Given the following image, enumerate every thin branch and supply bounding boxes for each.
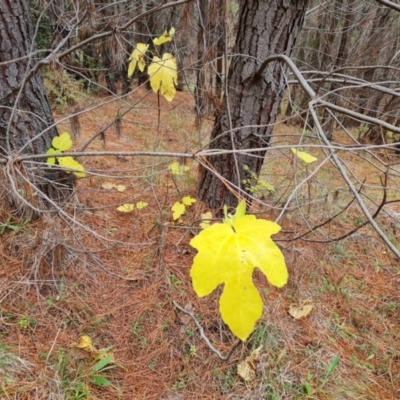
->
[309,101,400,258]
[172,301,241,361]
[375,0,400,12]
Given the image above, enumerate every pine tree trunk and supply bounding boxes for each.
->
[0,0,69,211]
[198,0,308,210]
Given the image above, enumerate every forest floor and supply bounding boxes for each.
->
[1,86,400,400]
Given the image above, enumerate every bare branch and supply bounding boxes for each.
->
[375,0,400,12]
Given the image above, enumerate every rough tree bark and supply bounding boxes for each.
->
[0,0,58,154]
[198,0,308,209]
[0,0,68,209]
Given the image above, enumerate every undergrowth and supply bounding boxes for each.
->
[1,88,400,399]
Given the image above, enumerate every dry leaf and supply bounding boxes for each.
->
[289,299,314,320]
[102,182,115,190]
[76,335,94,353]
[237,345,262,382]
[116,185,126,192]
[199,211,213,229]
[102,182,126,192]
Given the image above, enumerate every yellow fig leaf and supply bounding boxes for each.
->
[76,335,94,353]
[136,201,148,210]
[182,196,196,206]
[148,53,177,102]
[116,185,126,192]
[128,43,149,77]
[153,27,175,46]
[190,200,288,341]
[117,203,135,212]
[46,148,61,165]
[57,156,86,178]
[291,148,317,164]
[172,201,185,220]
[237,345,263,382]
[289,300,313,320]
[52,132,72,152]
[169,161,189,175]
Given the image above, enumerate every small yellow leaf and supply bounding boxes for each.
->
[153,28,175,46]
[52,132,72,152]
[102,182,115,190]
[199,211,213,229]
[101,182,126,192]
[57,156,86,178]
[172,201,185,220]
[128,43,149,77]
[136,201,148,210]
[182,196,196,206]
[148,53,177,102]
[169,161,189,175]
[46,148,61,165]
[76,335,94,353]
[237,345,262,382]
[117,203,135,212]
[291,148,317,164]
[289,300,314,320]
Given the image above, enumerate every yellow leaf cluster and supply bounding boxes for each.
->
[46,132,85,178]
[117,202,148,212]
[171,196,196,220]
[190,201,288,341]
[153,27,175,46]
[128,43,149,77]
[148,53,177,102]
[291,148,317,163]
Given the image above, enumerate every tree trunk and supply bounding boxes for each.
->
[198,0,308,210]
[0,0,68,211]
[195,0,211,116]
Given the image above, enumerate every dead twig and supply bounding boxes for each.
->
[172,300,241,361]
